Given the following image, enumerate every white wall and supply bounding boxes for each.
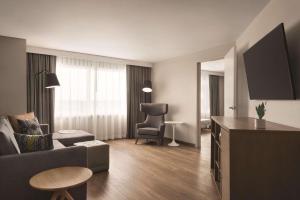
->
[152,44,232,146]
[236,0,300,128]
[0,36,27,115]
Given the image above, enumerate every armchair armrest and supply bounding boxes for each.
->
[0,146,87,200]
[40,124,49,134]
[136,122,148,129]
[159,123,166,136]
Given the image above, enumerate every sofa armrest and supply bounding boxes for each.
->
[40,124,49,134]
[0,146,87,200]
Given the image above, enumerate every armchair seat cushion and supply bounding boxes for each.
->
[138,127,160,136]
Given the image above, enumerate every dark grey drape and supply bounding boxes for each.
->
[209,75,220,116]
[126,65,151,138]
[27,53,56,133]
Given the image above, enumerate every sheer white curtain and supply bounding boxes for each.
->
[201,71,210,119]
[54,57,127,140]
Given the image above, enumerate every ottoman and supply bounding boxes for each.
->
[53,130,95,146]
[74,140,109,173]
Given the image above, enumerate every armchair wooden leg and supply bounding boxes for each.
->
[135,138,139,144]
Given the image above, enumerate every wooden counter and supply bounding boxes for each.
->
[210,116,300,200]
[211,116,300,133]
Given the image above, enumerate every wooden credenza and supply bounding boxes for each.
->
[210,116,300,200]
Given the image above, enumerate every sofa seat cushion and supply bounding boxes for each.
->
[0,116,20,155]
[14,133,54,153]
[138,127,159,136]
[52,140,65,150]
[53,130,95,146]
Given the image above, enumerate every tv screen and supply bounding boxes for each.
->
[243,23,295,100]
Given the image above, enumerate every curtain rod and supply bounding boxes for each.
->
[27,46,153,68]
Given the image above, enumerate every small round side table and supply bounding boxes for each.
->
[29,166,92,200]
[165,121,183,146]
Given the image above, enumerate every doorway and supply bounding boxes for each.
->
[201,59,225,126]
[196,59,225,149]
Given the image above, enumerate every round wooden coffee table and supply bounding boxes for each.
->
[29,166,92,200]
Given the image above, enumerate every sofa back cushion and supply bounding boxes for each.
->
[0,117,21,155]
[8,112,35,133]
[0,132,16,155]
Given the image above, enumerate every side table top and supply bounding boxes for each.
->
[58,130,88,134]
[165,121,183,124]
[29,166,92,191]
[74,140,107,147]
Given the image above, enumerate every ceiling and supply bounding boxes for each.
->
[0,0,269,63]
[201,59,224,72]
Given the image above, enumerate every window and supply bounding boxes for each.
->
[54,57,127,140]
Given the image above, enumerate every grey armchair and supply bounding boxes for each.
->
[135,103,168,145]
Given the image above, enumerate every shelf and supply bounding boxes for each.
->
[211,132,216,138]
[211,118,222,196]
[215,140,221,148]
[215,160,220,169]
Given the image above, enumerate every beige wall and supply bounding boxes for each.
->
[0,36,27,115]
[152,44,232,146]
[236,0,300,128]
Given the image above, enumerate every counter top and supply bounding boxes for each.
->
[211,116,300,133]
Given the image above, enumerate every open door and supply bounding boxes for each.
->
[224,47,237,117]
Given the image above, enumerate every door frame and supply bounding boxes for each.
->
[196,62,201,149]
[224,46,238,117]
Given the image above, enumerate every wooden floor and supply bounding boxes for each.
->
[87,131,219,200]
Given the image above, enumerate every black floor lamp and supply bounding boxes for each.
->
[33,70,60,112]
[142,80,152,93]
[142,80,152,103]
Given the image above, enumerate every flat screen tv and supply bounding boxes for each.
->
[243,23,295,100]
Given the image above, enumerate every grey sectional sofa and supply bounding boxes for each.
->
[0,118,95,200]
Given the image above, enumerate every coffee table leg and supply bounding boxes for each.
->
[51,191,61,200]
[51,190,74,200]
[63,190,74,200]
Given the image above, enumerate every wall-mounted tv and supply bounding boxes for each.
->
[243,23,295,100]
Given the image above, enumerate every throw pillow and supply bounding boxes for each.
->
[14,133,53,153]
[8,112,35,133]
[17,117,43,135]
[0,116,21,155]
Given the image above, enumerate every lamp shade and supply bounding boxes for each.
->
[142,80,152,93]
[45,73,60,88]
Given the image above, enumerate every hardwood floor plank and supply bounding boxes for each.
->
[88,132,219,200]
